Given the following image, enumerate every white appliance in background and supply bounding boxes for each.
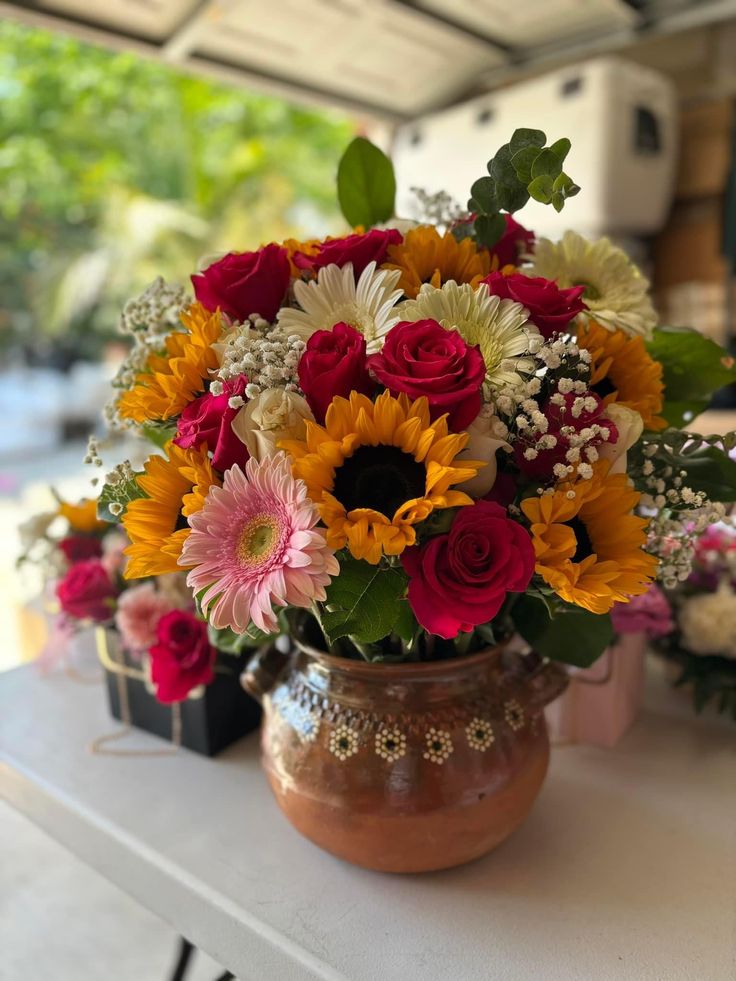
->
[392,57,678,240]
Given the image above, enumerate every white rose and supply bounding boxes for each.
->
[678,583,736,659]
[456,406,511,498]
[231,388,314,462]
[598,403,643,475]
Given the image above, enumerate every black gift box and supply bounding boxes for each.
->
[98,630,261,756]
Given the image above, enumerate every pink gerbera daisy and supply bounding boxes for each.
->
[179,452,338,634]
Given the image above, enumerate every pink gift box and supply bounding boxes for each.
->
[545,632,648,747]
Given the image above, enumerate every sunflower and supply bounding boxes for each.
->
[527,231,657,339]
[117,303,223,424]
[122,442,220,579]
[576,320,667,431]
[382,226,491,299]
[282,236,321,277]
[521,462,658,614]
[57,497,108,533]
[281,391,482,564]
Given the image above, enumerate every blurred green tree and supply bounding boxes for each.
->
[0,20,354,359]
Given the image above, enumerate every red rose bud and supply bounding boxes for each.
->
[58,534,103,564]
[514,391,618,480]
[298,322,375,423]
[174,375,248,472]
[192,243,290,322]
[402,501,535,639]
[56,559,117,623]
[367,319,485,431]
[488,214,535,269]
[482,271,585,339]
[148,609,216,703]
[294,229,403,279]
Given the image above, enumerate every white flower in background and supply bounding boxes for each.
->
[455,404,511,498]
[526,231,657,340]
[231,388,314,461]
[598,403,644,475]
[399,281,538,391]
[678,583,736,659]
[276,261,402,352]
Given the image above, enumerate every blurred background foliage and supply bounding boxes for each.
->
[0,20,354,363]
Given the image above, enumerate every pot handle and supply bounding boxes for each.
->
[505,648,569,712]
[241,644,292,704]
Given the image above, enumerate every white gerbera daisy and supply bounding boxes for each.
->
[276,261,402,352]
[527,231,657,340]
[398,281,539,390]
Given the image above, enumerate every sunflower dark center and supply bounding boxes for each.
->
[174,511,190,532]
[592,375,616,400]
[332,445,426,518]
[567,516,595,562]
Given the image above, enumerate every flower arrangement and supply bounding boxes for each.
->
[83,128,736,674]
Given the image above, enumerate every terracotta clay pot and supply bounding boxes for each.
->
[243,641,567,873]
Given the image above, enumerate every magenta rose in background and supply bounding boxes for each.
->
[489,215,535,268]
[367,319,485,430]
[174,374,249,472]
[58,534,103,564]
[192,243,290,322]
[482,271,585,339]
[294,229,402,278]
[611,585,674,638]
[402,501,535,639]
[56,559,117,622]
[298,322,374,422]
[148,609,216,703]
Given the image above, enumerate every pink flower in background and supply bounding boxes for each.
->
[101,531,129,578]
[56,559,117,623]
[58,534,103,564]
[115,583,176,658]
[180,452,338,634]
[488,214,535,268]
[611,584,674,638]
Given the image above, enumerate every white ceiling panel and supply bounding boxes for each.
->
[37,0,198,42]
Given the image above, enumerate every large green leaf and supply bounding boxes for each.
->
[322,559,407,644]
[679,446,736,501]
[512,594,613,668]
[337,137,395,229]
[647,326,736,405]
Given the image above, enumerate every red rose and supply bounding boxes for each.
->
[367,319,485,430]
[59,535,103,564]
[56,559,117,623]
[514,392,618,480]
[298,322,374,422]
[482,271,585,339]
[294,229,403,279]
[402,501,535,639]
[148,609,216,703]
[174,375,248,472]
[489,215,535,269]
[192,243,290,322]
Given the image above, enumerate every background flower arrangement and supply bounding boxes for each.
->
[56,128,736,677]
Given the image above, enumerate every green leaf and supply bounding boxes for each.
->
[646,326,736,405]
[565,183,581,198]
[510,146,540,184]
[496,183,530,213]
[97,472,146,522]
[489,144,517,186]
[548,137,571,165]
[528,174,554,204]
[531,147,563,180]
[509,128,546,153]
[141,422,176,449]
[337,137,396,228]
[474,212,507,247]
[469,176,498,213]
[393,600,418,642]
[660,399,709,428]
[207,623,276,654]
[679,446,736,501]
[551,192,565,213]
[512,594,613,668]
[322,559,407,644]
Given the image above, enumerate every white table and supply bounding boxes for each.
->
[1,662,734,981]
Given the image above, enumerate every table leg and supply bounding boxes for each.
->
[169,937,195,981]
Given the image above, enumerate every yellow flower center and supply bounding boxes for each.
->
[237,514,280,565]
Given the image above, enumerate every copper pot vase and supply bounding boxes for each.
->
[243,641,567,874]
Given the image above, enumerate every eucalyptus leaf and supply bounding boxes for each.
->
[528,174,554,204]
[510,146,540,184]
[496,183,530,213]
[509,127,546,153]
[469,176,498,213]
[548,137,571,165]
[531,147,563,180]
[489,144,517,186]
[474,212,507,247]
[337,136,396,228]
